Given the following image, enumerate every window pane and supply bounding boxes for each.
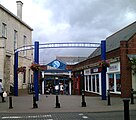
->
[108,74,114,91]
[116,74,121,91]
[86,76,88,91]
[2,23,7,37]
[84,76,86,90]
[23,36,27,56]
[92,75,95,92]
[89,76,91,91]
[14,30,18,49]
[96,74,99,92]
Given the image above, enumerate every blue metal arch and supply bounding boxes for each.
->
[14,41,106,100]
[15,42,101,53]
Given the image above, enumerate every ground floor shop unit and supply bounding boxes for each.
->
[83,62,121,96]
[41,69,72,95]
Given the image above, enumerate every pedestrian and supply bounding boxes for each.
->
[0,79,5,102]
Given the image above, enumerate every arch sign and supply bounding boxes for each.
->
[14,41,106,100]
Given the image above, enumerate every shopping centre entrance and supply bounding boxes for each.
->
[41,69,72,95]
[14,41,107,100]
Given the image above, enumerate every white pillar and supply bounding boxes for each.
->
[68,71,72,95]
[42,81,44,94]
[41,71,45,94]
[69,81,71,95]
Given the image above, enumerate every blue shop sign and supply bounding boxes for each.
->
[47,59,66,69]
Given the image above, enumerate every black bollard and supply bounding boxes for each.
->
[123,98,130,120]
[55,94,60,108]
[9,92,13,109]
[131,88,134,104]
[81,91,86,107]
[33,92,38,108]
[107,90,111,105]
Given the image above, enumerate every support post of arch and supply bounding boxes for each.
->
[34,41,39,101]
[101,40,107,100]
[14,51,18,96]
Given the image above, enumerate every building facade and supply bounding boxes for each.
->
[73,21,136,98]
[0,1,33,93]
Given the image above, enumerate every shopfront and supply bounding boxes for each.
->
[84,62,121,96]
[107,62,121,94]
[84,68,101,95]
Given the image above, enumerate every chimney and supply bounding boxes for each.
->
[16,1,23,19]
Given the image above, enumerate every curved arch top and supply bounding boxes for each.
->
[15,42,101,53]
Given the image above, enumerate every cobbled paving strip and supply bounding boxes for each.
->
[0,112,91,120]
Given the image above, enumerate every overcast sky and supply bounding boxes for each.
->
[0,0,136,64]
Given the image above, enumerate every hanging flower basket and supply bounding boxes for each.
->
[17,66,26,73]
[30,63,41,71]
[99,60,110,67]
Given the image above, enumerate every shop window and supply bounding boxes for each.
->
[96,74,99,92]
[116,74,121,92]
[108,74,114,91]
[84,76,86,90]
[89,75,91,91]
[92,75,95,92]
[86,76,88,91]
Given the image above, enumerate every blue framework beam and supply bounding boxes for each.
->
[34,41,39,101]
[101,40,107,100]
[14,52,18,96]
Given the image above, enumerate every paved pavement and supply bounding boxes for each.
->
[0,94,135,113]
[0,95,136,119]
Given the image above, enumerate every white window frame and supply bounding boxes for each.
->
[90,73,101,94]
[107,72,121,94]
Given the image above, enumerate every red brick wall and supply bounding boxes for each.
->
[120,41,132,98]
[119,34,136,98]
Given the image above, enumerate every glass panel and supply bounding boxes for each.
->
[89,76,91,91]
[23,36,27,56]
[2,23,7,37]
[116,74,121,91]
[84,76,86,90]
[96,74,99,92]
[108,73,114,91]
[86,76,88,91]
[14,30,18,49]
[92,75,95,92]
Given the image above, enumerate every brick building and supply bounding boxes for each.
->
[73,21,136,98]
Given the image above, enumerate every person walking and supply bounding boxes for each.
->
[0,79,5,102]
